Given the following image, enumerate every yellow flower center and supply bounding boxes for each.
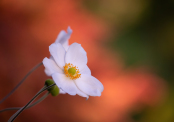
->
[64,63,81,80]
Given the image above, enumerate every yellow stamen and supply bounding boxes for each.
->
[64,63,81,80]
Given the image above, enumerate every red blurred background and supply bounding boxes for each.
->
[0,0,170,122]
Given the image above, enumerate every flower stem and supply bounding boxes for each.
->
[0,62,43,104]
[0,92,49,113]
[8,84,55,122]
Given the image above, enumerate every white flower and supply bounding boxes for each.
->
[43,43,104,98]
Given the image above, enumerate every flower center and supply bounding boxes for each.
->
[64,63,81,80]
[68,68,76,75]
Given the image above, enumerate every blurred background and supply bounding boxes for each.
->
[0,0,174,121]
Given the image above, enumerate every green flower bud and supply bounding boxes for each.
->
[45,79,59,96]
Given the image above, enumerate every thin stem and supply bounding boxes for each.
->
[0,92,49,113]
[0,62,43,104]
[26,92,49,109]
[8,84,55,122]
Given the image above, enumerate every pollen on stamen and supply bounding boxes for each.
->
[64,63,81,80]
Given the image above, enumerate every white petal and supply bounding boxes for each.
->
[75,74,104,96]
[43,57,63,76]
[49,43,66,69]
[80,65,91,75]
[52,73,77,95]
[55,26,72,50]
[65,43,87,71]
[52,73,88,98]
[59,88,66,94]
[73,81,89,98]
[62,41,69,51]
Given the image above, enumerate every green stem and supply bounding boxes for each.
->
[8,84,55,122]
[0,92,49,113]
[0,62,43,104]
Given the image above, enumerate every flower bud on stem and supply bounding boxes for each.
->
[45,79,59,96]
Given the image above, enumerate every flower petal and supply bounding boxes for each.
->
[52,73,88,98]
[65,43,87,71]
[49,43,66,69]
[52,73,76,95]
[59,88,66,94]
[80,65,91,75]
[43,57,63,76]
[73,81,89,98]
[55,26,72,51]
[75,74,104,96]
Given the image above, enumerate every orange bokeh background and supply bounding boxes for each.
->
[0,0,166,122]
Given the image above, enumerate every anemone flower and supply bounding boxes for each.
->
[43,43,104,99]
